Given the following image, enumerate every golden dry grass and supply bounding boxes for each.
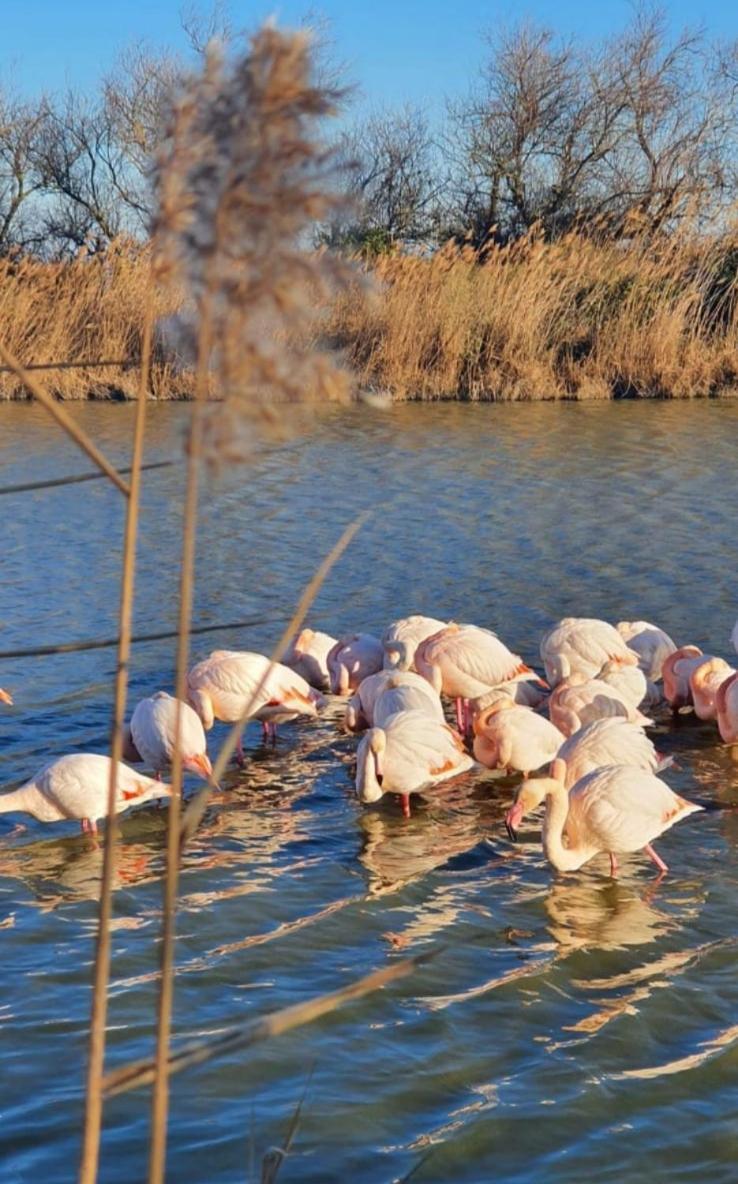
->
[4,229,738,401]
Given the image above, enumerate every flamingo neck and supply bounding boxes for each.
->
[0,785,49,820]
[542,784,587,872]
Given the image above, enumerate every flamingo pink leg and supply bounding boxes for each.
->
[455,697,465,732]
[81,819,89,834]
[609,852,618,877]
[236,735,246,767]
[401,794,411,819]
[644,843,668,873]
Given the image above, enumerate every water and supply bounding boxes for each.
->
[1,400,738,1183]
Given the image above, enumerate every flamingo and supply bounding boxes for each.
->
[472,699,565,776]
[505,758,702,875]
[597,659,648,711]
[283,627,336,692]
[0,753,169,834]
[327,633,384,695]
[548,673,653,737]
[716,672,738,743]
[355,709,474,818]
[127,692,212,780]
[344,670,442,732]
[415,623,546,735]
[556,718,669,788]
[0,689,11,706]
[616,620,677,682]
[382,615,447,671]
[689,658,736,722]
[662,646,706,710]
[373,675,445,729]
[540,618,638,687]
[187,650,324,759]
[474,679,549,712]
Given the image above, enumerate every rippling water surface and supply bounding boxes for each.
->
[1,400,738,1183]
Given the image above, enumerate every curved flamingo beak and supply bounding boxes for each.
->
[0,688,13,706]
[185,752,213,782]
[505,801,524,842]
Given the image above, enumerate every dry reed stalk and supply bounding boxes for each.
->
[260,1063,315,1184]
[103,949,435,1097]
[78,308,152,1184]
[179,510,369,849]
[0,338,130,492]
[144,27,360,1179]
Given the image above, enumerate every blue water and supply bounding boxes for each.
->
[1,400,738,1183]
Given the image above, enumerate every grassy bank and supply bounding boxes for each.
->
[3,232,738,401]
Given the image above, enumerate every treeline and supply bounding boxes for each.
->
[3,9,738,258]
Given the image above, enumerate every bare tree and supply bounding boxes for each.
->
[0,91,48,252]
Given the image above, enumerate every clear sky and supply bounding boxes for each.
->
[3,0,737,116]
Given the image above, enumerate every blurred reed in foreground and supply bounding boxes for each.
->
[5,226,738,402]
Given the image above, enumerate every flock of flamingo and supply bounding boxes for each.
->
[1,612,738,876]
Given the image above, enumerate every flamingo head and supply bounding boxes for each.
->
[505,758,567,840]
[0,688,13,706]
[184,751,213,782]
[473,695,515,735]
[188,687,214,730]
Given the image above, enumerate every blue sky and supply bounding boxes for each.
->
[3,1,737,115]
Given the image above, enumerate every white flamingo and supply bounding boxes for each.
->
[661,646,706,710]
[548,674,653,737]
[556,718,669,788]
[616,620,677,682]
[0,753,169,834]
[356,710,474,818]
[505,758,701,875]
[597,659,648,710]
[345,669,442,731]
[283,627,336,691]
[327,633,384,695]
[187,650,324,759]
[689,658,736,722]
[382,615,447,671]
[541,618,638,687]
[472,699,565,776]
[415,623,545,734]
[127,692,212,780]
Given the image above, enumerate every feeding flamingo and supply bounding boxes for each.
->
[355,709,474,818]
[344,669,442,732]
[0,753,169,835]
[556,718,670,788]
[662,646,706,710]
[382,615,447,671]
[127,692,212,780]
[716,672,738,743]
[327,633,384,695]
[472,699,565,776]
[540,618,638,687]
[689,658,736,722]
[505,758,701,875]
[616,620,677,682]
[596,659,648,711]
[415,623,545,735]
[548,673,653,737]
[283,627,337,692]
[187,650,324,760]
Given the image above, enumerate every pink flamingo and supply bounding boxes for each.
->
[327,633,384,695]
[472,699,565,776]
[187,650,324,759]
[716,672,738,743]
[382,615,447,671]
[283,627,337,692]
[415,623,546,735]
[689,658,736,722]
[0,753,169,835]
[344,669,442,732]
[355,709,474,818]
[505,758,702,875]
[661,646,706,710]
[126,692,212,780]
[548,673,653,737]
[596,659,648,711]
[556,718,670,788]
[540,618,638,687]
[0,689,11,706]
[616,619,677,681]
